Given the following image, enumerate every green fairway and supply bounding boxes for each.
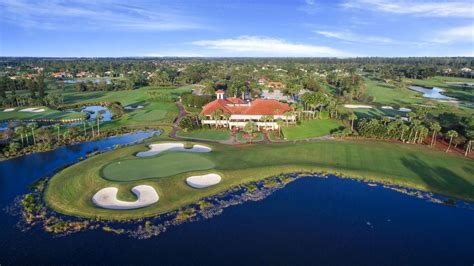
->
[363,78,424,106]
[101,152,215,181]
[0,106,86,122]
[44,139,474,220]
[177,129,231,141]
[283,119,342,140]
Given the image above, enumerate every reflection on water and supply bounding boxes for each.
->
[64,79,112,84]
[82,106,112,122]
[408,85,457,100]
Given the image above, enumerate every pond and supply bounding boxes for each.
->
[408,85,457,100]
[82,105,112,122]
[0,134,473,265]
[64,79,112,84]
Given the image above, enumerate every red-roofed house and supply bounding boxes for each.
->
[201,90,296,130]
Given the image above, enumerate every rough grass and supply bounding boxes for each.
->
[101,152,215,181]
[283,119,342,140]
[177,129,231,141]
[44,140,474,220]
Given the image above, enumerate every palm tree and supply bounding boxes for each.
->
[211,110,222,128]
[276,119,284,138]
[96,110,105,136]
[446,130,458,152]
[198,113,206,127]
[348,112,357,131]
[15,126,25,146]
[27,122,37,145]
[429,121,441,146]
[284,111,292,127]
[82,120,87,137]
[244,121,257,144]
[465,132,472,157]
[400,124,410,142]
[223,113,231,128]
[89,122,95,138]
[53,123,61,141]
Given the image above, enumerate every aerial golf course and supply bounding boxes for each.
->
[45,138,474,220]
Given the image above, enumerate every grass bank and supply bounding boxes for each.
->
[44,139,474,220]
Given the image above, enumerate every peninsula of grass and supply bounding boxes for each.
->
[44,140,474,220]
[282,119,342,140]
[177,129,231,141]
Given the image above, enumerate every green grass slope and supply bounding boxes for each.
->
[44,140,474,220]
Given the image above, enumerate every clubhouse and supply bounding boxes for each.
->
[201,90,296,130]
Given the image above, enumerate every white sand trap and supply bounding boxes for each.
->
[92,185,159,210]
[398,107,412,112]
[344,104,373,109]
[136,143,212,157]
[3,108,15,112]
[124,105,144,110]
[381,106,393,110]
[19,107,45,113]
[186,174,222,188]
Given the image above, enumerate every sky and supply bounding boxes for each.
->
[0,0,473,57]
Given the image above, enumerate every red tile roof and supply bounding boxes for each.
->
[202,98,292,116]
[215,89,225,93]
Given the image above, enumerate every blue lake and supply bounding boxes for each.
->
[0,132,473,265]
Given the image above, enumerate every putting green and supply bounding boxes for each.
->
[101,152,215,181]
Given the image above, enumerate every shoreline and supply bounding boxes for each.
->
[16,173,472,239]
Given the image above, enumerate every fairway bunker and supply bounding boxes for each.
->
[19,107,45,113]
[92,185,159,210]
[136,143,211,157]
[344,104,373,109]
[186,174,222,188]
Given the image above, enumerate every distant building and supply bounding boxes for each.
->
[200,90,296,130]
[266,81,285,89]
[51,72,66,79]
[257,77,268,86]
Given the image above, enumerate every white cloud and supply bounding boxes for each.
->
[299,0,319,15]
[0,0,206,31]
[315,30,394,44]
[432,24,474,43]
[143,52,204,57]
[342,0,474,18]
[191,36,353,57]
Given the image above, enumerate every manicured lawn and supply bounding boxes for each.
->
[101,152,215,181]
[363,77,425,106]
[236,132,264,143]
[177,129,231,141]
[283,119,342,140]
[0,106,86,122]
[351,107,408,119]
[44,139,474,220]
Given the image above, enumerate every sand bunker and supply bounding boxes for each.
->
[186,174,222,188]
[398,107,412,112]
[344,104,372,109]
[124,105,144,110]
[19,107,45,113]
[381,106,393,110]
[92,185,159,210]
[136,143,212,157]
[3,108,15,112]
